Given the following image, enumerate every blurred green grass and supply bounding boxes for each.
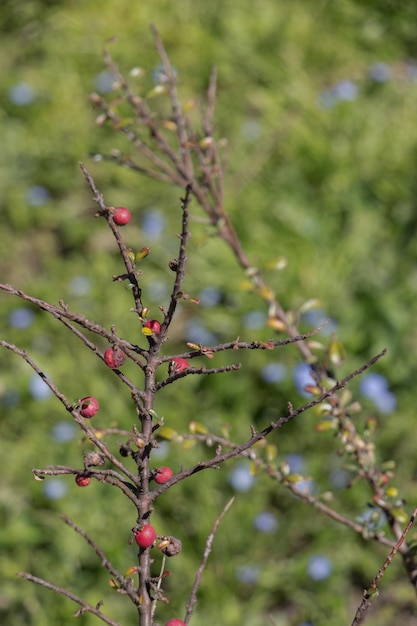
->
[2,1,417,625]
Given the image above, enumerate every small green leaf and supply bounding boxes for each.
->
[391,507,409,524]
[299,298,322,314]
[157,427,178,441]
[188,421,208,434]
[329,338,346,367]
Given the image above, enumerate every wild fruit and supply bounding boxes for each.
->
[79,396,99,418]
[168,357,190,376]
[165,620,186,626]
[143,319,161,335]
[134,524,156,549]
[75,475,91,487]
[113,206,131,225]
[104,346,126,368]
[154,466,173,484]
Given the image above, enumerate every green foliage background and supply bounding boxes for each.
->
[1,1,417,625]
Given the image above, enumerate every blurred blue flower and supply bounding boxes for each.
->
[199,287,222,308]
[26,185,51,206]
[186,321,216,345]
[42,479,68,500]
[152,64,178,85]
[235,564,260,585]
[368,62,392,83]
[68,275,92,297]
[292,478,315,496]
[1,390,20,408]
[9,307,35,329]
[9,82,35,105]
[285,453,305,473]
[333,80,358,101]
[318,80,358,109]
[94,71,114,93]
[301,309,337,335]
[360,373,387,397]
[307,555,333,581]
[29,375,53,400]
[357,507,387,531]
[253,511,279,533]
[243,310,267,330]
[146,279,169,302]
[261,362,286,384]
[359,373,396,414]
[142,209,165,239]
[293,363,314,396]
[51,422,77,443]
[329,468,351,490]
[151,441,170,460]
[228,463,256,492]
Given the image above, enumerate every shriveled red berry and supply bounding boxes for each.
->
[75,475,91,487]
[113,206,131,226]
[79,396,99,418]
[134,524,156,549]
[165,619,186,626]
[143,319,161,335]
[104,346,126,368]
[154,466,173,484]
[168,357,190,376]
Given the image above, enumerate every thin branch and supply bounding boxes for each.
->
[154,363,241,392]
[61,515,141,607]
[79,162,144,317]
[0,285,146,397]
[162,184,193,332]
[151,348,387,500]
[351,504,417,626]
[179,432,395,550]
[185,497,235,624]
[32,466,140,507]
[17,572,122,626]
[0,340,138,484]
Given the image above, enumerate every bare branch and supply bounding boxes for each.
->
[17,572,122,626]
[185,497,235,623]
[61,515,141,607]
[351,504,417,626]
[151,348,387,499]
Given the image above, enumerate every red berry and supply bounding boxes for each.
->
[144,319,161,335]
[79,396,99,418]
[75,475,91,487]
[168,357,190,376]
[113,206,131,226]
[134,524,156,549]
[104,346,126,368]
[154,466,173,484]
[165,620,186,626]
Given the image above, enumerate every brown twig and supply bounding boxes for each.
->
[17,572,122,626]
[151,348,387,500]
[185,497,235,623]
[351,504,417,626]
[61,515,141,606]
